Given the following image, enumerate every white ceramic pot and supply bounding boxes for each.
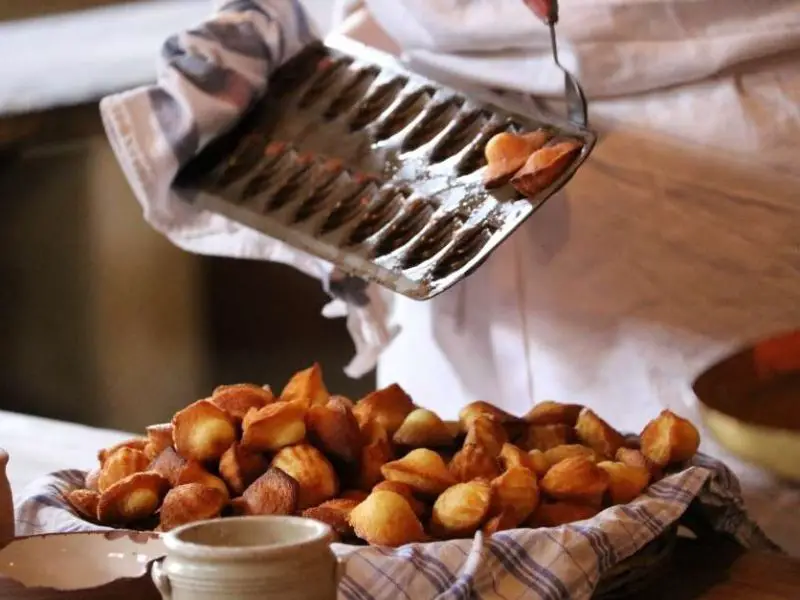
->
[152,516,341,600]
[0,449,13,548]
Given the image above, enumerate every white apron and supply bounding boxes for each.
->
[331,0,800,554]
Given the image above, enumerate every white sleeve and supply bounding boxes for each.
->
[364,0,800,97]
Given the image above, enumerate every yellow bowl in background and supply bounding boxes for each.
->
[693,329,800,482]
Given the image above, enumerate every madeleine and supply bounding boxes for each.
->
[640,410,701,467]
[490,467,539,527]
[540,456,610,505]
[349,490,426,547]
[575,408,625,459]
[449,444,501,483]
[96,472,169,526]
[271,444,338,510]
[393,408,454,448]
[431,481,492,539]
[281,363,329,408]
[159,483,228,532]
[381,449,456,496]
[241,401,307,452]
[353,384,415,435]
[211,383,275,422]
[597,461,651,505]
[172,399,237,463]
[306,396,363,463]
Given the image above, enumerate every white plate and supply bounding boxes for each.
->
[0,530,165,591]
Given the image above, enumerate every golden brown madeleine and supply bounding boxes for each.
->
[522,401,584,427]
[219,442,269,495]
[357,418,394,491]
[464,416,508,458]
[330,395,356,410]
[519,424,574,452]
[372,481,427,518]
[172,399,237,462]
[349,490,426,547]
[544,444,598,467]
[381,449,456,496]
[615,448,664,481]
[84,468,102,492]
[235,467,299,516]
[457,401,518,433]
[159,483,228,532]
[241,401,307,452]
[175,461,230,501]
[280,363,329,408]
[144,424,174,461]
[67,489,100,521]
[98,447,150,493]
[575,408,625,459]
[306,396,363,463]
[498,443,535,472]
[353,383,415,435]
[96,472,169,526]
[449,444,501,483]
[489,467,539,527]
[540,456,610,505]
[98,438,148,466]
[640,410,701,467]
[302,498,360,540]
[430,481,492,539]
[527,450,550,478]
[482,130,552,188]
[482,509,520,536]
[596,461,651,505]
[393,408,454,448]
[271,444,338,510]
[510,139,583,199]
[149,447,187,487]
[211,383,275,422]
[530,501,600,527]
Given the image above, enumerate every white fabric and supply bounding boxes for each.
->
[345,0,800,556]
[0,411,129,502]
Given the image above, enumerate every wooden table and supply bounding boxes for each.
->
[2,409,798,598]
[633,537,800,599]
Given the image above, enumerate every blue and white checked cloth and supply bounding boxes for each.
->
[15,454,779,600]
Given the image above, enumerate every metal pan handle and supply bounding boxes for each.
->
[522,0,559,25]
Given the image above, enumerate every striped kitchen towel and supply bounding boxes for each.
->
[99,0,397,382]
[15,453,779,600]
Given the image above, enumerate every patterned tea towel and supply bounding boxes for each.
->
[15,453,780,600]
[99,0,396,381]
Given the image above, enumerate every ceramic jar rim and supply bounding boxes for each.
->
[163,516,334,562]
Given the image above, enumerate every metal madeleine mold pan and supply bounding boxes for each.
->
[173,35,597,300]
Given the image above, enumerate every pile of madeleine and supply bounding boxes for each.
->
[67,364,700,547]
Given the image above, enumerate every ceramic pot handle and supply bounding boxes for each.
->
[151,559,173,600]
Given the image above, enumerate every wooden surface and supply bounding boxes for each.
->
[631,538,799,599]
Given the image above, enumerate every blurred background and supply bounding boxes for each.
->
[0,0,374,433]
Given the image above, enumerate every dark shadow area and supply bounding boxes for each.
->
[201,256,375,400]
